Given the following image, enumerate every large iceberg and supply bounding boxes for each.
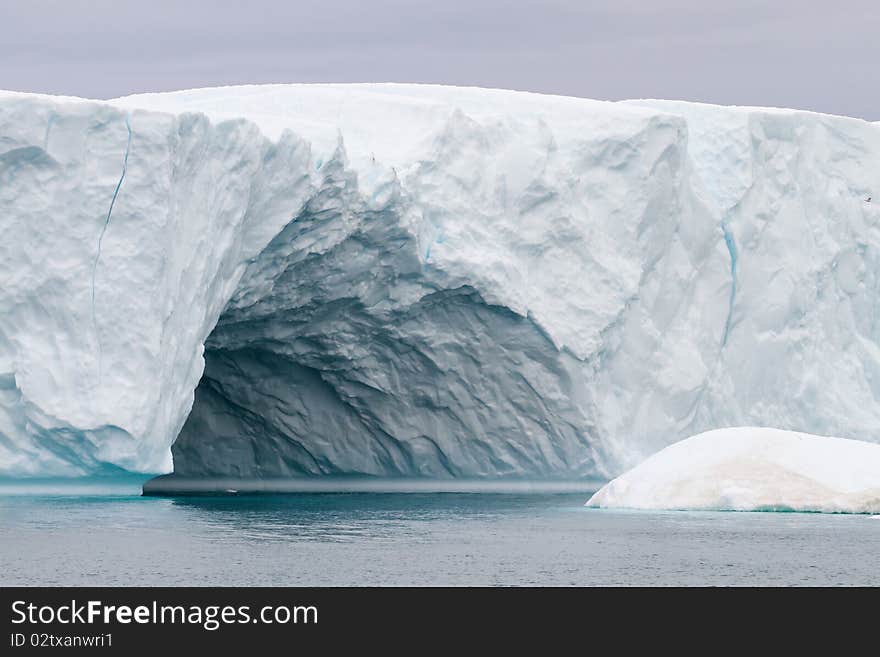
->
[1,84,879,479]
[586,427,880,513]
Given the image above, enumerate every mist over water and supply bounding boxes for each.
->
[2,490,879,586]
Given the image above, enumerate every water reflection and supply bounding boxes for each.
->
[164,493,574,543]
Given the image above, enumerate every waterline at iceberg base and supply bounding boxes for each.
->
[142,476,603,496]
[2,85,880,497]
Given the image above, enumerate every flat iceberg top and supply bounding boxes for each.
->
[111,83,669,170]
[586,428,880,514]
[112,84,875,168]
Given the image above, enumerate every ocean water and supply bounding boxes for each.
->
[2,484,879,586]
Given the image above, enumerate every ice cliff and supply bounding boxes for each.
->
[1,84,879,479]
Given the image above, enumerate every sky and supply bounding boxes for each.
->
[1,0,878,120]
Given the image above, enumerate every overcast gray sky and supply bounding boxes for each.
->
[1,0,878,119]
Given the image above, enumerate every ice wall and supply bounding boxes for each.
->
[1,85,879,478]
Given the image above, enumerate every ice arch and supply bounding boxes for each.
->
[2,85,880,479]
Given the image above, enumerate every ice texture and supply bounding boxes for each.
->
[1,84,879,478]
[586,427,880,513]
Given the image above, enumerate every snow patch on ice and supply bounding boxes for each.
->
[586,427,880,514]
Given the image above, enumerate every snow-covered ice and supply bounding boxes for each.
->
[586,427,880,514]
[2,84,880,478]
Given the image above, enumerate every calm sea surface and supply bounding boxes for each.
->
[2,483,879,586]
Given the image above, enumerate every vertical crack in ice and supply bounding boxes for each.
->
[42,113,55,151]
[720,216,738,347]
[91,115,132,378]
[687,215,742,431]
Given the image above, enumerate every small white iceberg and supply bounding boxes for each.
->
[586,427,880,514]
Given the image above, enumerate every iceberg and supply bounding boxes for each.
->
[586,427,880,514]
[1,84,880,479]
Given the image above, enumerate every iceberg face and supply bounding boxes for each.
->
[586,427,880,513]
[1,84,880,478]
